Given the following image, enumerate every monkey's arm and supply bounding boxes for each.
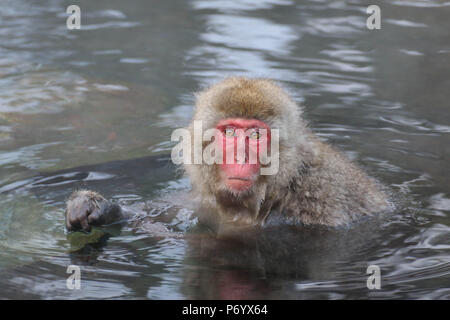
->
[65,190,135,232]
[65,190,185,239]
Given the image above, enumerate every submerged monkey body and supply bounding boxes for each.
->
[65,77,391,232]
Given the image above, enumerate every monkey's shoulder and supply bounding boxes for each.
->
[277,142,391,226]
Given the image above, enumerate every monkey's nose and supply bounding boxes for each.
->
[235,153,249,164]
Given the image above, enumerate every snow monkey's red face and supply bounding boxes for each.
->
[215,117,271,193]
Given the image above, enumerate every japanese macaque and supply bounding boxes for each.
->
[65,77,391,232]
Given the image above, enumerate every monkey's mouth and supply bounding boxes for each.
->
[228,177,252,181]
[225,177,254,191]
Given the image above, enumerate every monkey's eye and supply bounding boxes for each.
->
[224,127,236,137]
[249,129,261,140]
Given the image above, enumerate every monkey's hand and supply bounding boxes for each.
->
[65,190,123,232]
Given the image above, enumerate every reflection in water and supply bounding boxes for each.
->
[0,0,449,299]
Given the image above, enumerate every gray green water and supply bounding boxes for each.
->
[0,0,449,299]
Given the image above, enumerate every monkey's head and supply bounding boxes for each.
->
[184,77,311,219]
